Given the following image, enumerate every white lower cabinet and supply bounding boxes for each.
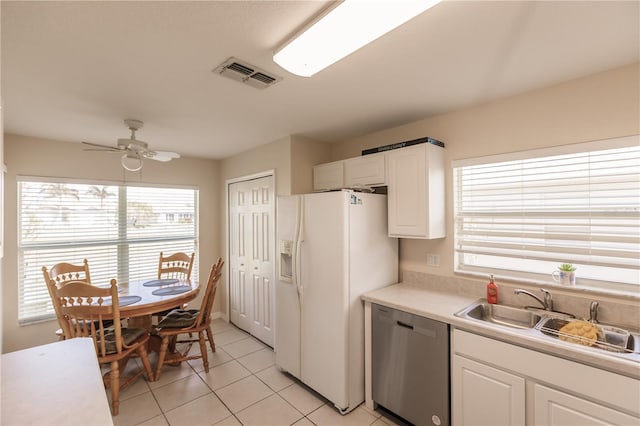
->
[453,355,525,425]
[533,384,639,425]
[452,329,640,426]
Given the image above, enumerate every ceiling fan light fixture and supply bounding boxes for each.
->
[273,0,441,77]
[121,152,143,172]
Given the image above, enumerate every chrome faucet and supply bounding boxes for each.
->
[514,288,554,311]
[589,301,599,324]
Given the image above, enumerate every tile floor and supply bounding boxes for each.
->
[109,319,403,426]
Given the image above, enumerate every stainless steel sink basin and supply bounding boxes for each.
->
[537,317,640,355]
[455,302,543,330]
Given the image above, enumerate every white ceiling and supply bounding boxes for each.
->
[2,1,638,160]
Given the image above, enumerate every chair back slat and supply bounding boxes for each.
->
[44,259,92,286]
[158,252,194,280]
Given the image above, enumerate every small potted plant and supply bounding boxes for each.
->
[553,263,576,286]
[559,263,576,272]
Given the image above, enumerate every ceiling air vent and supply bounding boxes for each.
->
[213,57,282,89]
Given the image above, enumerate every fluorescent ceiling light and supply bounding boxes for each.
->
[273,0,441,77]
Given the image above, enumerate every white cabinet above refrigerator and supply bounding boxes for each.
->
[387,143,445,239]
[312,160,344,191]
[344,153,386,188]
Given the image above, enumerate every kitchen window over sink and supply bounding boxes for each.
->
[453,135,639,292]
[17,177,199,324]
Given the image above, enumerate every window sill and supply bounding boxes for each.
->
[454,270,640,303]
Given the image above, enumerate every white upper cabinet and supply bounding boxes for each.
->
[387,143,445,239]
[313,160,344,191]
[344,153,386,188]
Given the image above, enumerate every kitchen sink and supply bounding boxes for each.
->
[456,300,640,362]
[455,302,543,330]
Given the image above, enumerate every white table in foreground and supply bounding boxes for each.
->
[1,338,113,426]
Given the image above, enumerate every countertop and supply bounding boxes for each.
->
[1,338,113,426]
[362,282,640,380]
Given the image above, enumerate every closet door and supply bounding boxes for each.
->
[229,175,275,346]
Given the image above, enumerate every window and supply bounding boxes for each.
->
[453,136,639,291]
[18,178,198,324]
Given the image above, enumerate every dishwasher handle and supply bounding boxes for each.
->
[396,320,414,330]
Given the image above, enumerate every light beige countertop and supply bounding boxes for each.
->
[362,281,640,380]
[1,338,113,426]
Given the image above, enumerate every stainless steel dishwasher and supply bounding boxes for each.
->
[372,303,450,426]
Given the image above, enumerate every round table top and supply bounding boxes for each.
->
[111,278,200,318]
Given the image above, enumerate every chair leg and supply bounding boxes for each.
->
[137,343,155,382]
[155,336,170,381]
[205,326,216,353]
[110,359,120,416]
[198,331,209,373]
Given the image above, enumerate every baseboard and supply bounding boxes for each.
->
[212,311,229,322]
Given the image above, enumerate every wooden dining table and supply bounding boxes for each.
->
[114,277,200,330]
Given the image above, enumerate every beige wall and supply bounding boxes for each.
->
[290,136,331,195]
[220,136,292,197]
[2,134,220,352]
[330,62,640,278]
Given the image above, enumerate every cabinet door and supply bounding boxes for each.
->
[387,143,445,239]
[534,384,639,425]
[387,144,427,237]
[313,161,344,191]
[452,355,525,426]
[344,153,385,187]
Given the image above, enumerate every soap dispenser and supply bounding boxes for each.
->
[487,274,498,304]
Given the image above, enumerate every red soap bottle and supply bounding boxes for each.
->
[487,274,498,304]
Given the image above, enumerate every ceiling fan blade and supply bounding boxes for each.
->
[82,141,122,151]
[143,151,181,162]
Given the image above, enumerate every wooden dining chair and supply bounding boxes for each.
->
[158,251,194,280]
[153,251,195,321]
[42,259,92,339]
[154,258,224,381]
[51,279,155,416]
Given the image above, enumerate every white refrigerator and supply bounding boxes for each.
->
[275,190,398,414]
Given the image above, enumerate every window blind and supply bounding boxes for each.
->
[18,179,198,323]
[453,137,640,289]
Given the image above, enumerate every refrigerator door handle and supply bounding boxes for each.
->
[294,196,304,297]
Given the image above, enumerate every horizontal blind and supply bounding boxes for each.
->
[453,142,640,287]
[18,180,198,323]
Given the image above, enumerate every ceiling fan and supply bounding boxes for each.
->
[82,119,181,171]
